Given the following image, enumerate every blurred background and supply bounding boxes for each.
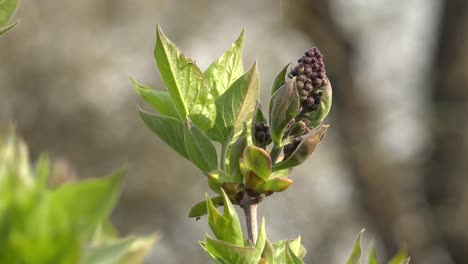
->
[1,0,467,263]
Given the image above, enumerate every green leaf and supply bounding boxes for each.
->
[84,238,135,264]
[206,190,244,246]
[251,103,267,147]
[367,242,379,264]
[388,248,408,264]
[207,62,259,143]
[346,229,365,264]
[138,108,189,160]
[255,218,267,257]
[204,29,245,98]
[262,239,275,264]
[271,64,290,95]
[260,177,292,193]
[204,236,259,264]
[0,0,17,27]
[183,118,218,173]
[154,25,216,130]
[243,146,272,181]
[269,78,300,146]
[273,125,328,171]
[285,242,304,264]
[229,130,247,183]
[48,169,125,242]
[132,77,179,119]
[188,196,223,218]
[0,20,18,36]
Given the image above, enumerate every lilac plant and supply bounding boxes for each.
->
[135,26,409,264]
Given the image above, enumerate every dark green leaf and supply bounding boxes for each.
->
[269,78,300,146]
[138,108,189,160]
[204,29,245,98]
[346,229,365,264]
[132,77,179,119]
[183,118,218,172]
[243,146,272,181]
[207,62,259,143]
[271,64,290,95]
[155,25,216,130]
[188,196,223,218]
[273,125,328,171]
[251,103,267,147]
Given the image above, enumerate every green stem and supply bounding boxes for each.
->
[220,142,228,171]
[270,144,282,164]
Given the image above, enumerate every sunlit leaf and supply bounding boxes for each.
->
[0,0,17,27]
[204,29,245,98]
[243,146,272,181]
[188,196,223,218]
[271,64,290,95]
[155,25,216,130]
[132,77,179,119]
[207,62,259,144]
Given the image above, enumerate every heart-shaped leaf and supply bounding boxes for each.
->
[154,25,216,131]
[204,29,245,98]
[243,146,272,181]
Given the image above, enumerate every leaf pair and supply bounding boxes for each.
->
[261,236,307,264]
[200,191,266,264]
[347,229,410,264]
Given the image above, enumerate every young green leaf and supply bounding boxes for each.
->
[261,239,275,264]
[251,103,267,147]
[206,170,231,194]
[271,64,290,95]
[388,248,408,264]
[154,25,216,130]
[183,118,218,173]
[188,196,223,218]
[229,131,247,183]
[285,242,304,264]
[207,62,259,144]
[269,78,300,146]
[84,237,135,264]
[346,229,365,264]
[0,0,17,27]
[132,77,179,119]
[206,190,244,246]
[259,177,293,194]
[367,242,379,264]
[243,146,272,181]
[138,108,190,160]
[204,236,259,264]
[204,29,245,98]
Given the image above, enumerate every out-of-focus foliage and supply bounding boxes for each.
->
[346,230,410,264]
[0,0,19,36]
[0,128,156,264]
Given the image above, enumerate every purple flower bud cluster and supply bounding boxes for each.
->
[289,47,327,112]
[283,137,303,160]
[254,122,272,149]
